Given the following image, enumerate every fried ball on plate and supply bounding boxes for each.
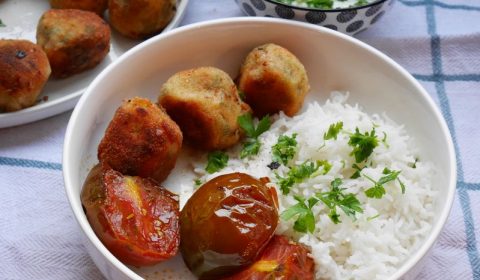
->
[108,0,176,39]
[237,43,310,117]
[158,67,252,151]
[0,40,51,112]
[49,0,108,16]
[36,9,110,79]
[98,97,182,183]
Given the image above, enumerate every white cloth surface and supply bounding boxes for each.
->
[1,0,479,279]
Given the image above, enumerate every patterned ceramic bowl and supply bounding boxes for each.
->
[235,0,395,35]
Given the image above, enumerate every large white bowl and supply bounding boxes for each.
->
[63,18,456,280]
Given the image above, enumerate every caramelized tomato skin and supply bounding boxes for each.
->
[81,164,180,266]
[180,172,279,279]
[222,235,315,280]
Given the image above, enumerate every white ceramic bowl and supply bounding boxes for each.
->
[63,18,456,280]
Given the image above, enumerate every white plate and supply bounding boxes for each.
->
[0,0,188,128]
[63,18,456,280]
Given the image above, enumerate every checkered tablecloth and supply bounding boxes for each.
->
[1,0,479,279]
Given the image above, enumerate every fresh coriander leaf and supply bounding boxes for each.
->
[398,178,406,194]
[317,179,363,224]
[348,127,379,163]
[255,116,271,138]
[237,113,255,138]
[331,177,343,190]
[281,195,319,233]
[364,184,386,199]
[240,138,260,159]
[194,179,202,186]
[324,122,343,140]
[363,168,404,199]
[272,133,298,165]
[205,151,228,174]
[238,113,271,158]
[318,160,332,175]
[276,161,321,194]
[0,19,5,28]
[350,163,365,179]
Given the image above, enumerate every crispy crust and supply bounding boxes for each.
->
[108,0,176,39]
[49,0,108,15]
[98,97,183,183]
[158,67,251,150]
[36,9,110,79]
[237,43,310,117]
[0,40,51,112]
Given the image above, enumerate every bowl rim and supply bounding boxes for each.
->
[63,17,456,280]
[260,0,389,13]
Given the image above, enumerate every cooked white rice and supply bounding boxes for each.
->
[185,92,436,280]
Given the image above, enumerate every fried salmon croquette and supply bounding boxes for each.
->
[158,67,252,151]
[108,0,176,39]
[98,97,182,183]
[237,43,310,117]
[49,0,108,16]
[36,9,110,79]
[0,40,51,112]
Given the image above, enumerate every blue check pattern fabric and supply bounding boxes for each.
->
[0,0,479,279]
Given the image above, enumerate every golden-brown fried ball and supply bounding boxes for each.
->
[158,67,251,151]
[237,43,310,117]
[0,40,51,112]
[49,0,108,16]
[108,0,176,39]
[36,9,110,79]
[98,97,182,183]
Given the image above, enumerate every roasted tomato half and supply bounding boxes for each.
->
[180,172,279,279]
[222,235,315,280]
[81,164,180,266]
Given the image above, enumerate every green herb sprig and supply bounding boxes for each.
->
[280,195,319,233]
[276,160,331,194]
[272,133,298,165]
[238,113,271,158]
[316,178,363,224]
[324,122,343,140]
[205,151,229,174]
[363,168,405,199]
[348,127,379,163]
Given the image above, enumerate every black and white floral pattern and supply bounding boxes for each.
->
[235,0,394,36]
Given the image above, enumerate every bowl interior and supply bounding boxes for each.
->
[63,18,455,280]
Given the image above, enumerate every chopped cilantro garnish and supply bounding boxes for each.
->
[194,179,202,186]
[281,195,319,233]
[348,127,379,163]
[205,151,228,174]
[276,161,322,194]
[316,178,363,224]
[350,163,365,179]
[324,122,343,140]
[238,113,271,158]
[272,133,297,165]
[363,168,404,199]
[0,19,5,28]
